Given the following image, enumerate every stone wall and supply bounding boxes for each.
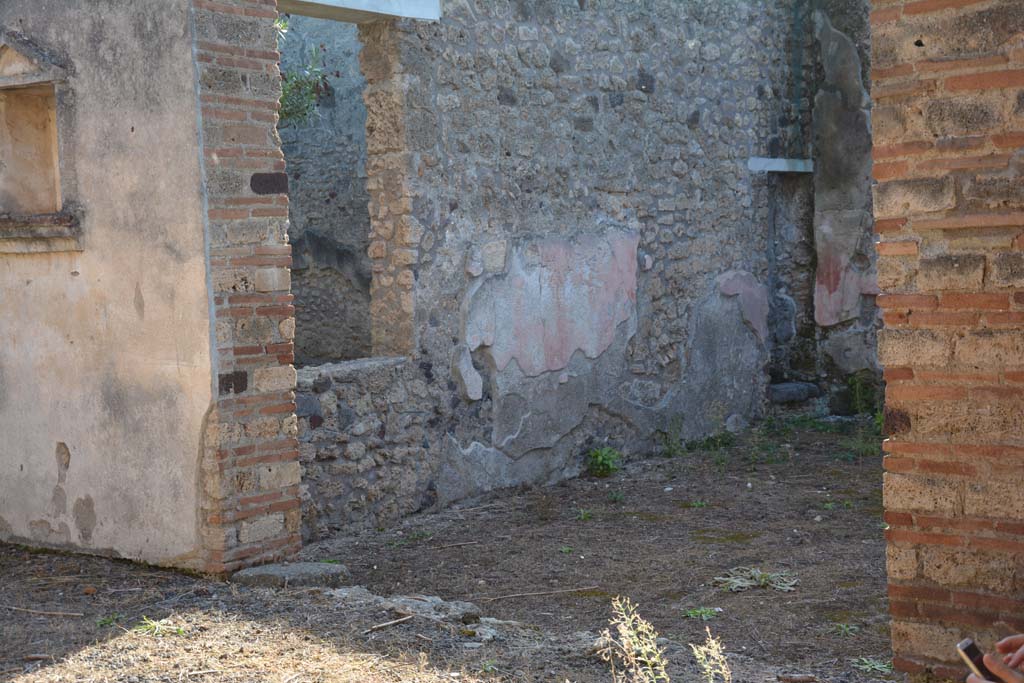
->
[767,0,879,412]
[296,0,816,538]
[279,16,372,365]
[871,0,1024,677]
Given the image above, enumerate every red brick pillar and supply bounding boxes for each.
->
[191,0,301,572]
[872,0,1024,677]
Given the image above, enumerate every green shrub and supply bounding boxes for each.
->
[279,47,329,126]
[587,446,622,477]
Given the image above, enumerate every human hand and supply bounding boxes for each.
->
[997,636,1024,670]
[966,653,1024,683]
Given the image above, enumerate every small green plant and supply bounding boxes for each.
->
[823,501,837,511]
[691,627,732,683]
[679,500,709,509]
[273,16,289,42]
[576,508,593,521]
[133,616,184,637]
[759,416,793,438]
[559,545,574,554]
[319,559,341,564]
[839,427,883,461]
[587,447,623,477]
[713,453,728,469]
[387,530,433,548]
[609,490,626,504]
[480,660,499,674]
[686,432,736,453]
[842,500,854,510]
[832,622,860,637]
[660,415,687,458]
[848,370,881,416]
[684,607,719,621]
[850,657,893,674]
[279,47,330,126]
[597,597,671,683]
[713,567,798,593]
[786,414,846,434]
[96,613,123,628]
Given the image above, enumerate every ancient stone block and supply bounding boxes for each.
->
[883,472,962,516]
[916,254,985,291]
[990,252,1024,287]
[238,513,285,545]
[253,366,297,393]
[873,178,956,220]
[878,328,953,367]
[255,267,291,293]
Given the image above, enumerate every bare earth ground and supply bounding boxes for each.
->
[1,418,891,683]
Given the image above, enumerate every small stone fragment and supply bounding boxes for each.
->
[231,562,351,588]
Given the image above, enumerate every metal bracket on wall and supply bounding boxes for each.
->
[747,157,814,174]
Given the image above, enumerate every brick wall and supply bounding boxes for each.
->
[871,0,1024,677]
[191,0,302,572]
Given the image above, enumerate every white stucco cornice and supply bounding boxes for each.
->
[277,0,441,23]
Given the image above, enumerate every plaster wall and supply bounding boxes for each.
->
[0,0,211,562]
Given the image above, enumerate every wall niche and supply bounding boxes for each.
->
[0,32,79,253]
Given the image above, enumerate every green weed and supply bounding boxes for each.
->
[660,415,687,458]
[387,530,434,548]
[608,490,626,504]
[280,47,329,125]
[587,447,623,478]
[559,545,574,554]
[686,432,736,453]
[96,613,123,628]
[839,427,882,461]
[133,616,184,637]
[832,622,861,637]
[576,508,593,521]
[850,657,893,674]
[684,607,720,621]
[848,370,881,416]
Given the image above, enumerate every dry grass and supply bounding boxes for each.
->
[20,608,489,682]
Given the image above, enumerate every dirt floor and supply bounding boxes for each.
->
[1,416,891,682]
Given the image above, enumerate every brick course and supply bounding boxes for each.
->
[872,0,1024,676]
[192,0,300,572]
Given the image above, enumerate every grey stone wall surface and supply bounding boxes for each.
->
[809,0,880,412]
[279,16,372,365]
[765,0,880,411]
[294,0,830,537]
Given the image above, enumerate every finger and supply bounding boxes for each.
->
[998,637,1024,654]
[1008,646,1024,670]
[970,674,988,683]
[985,653,1024,683]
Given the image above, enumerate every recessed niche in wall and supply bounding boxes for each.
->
[0,32,79,253]
[0,82,61,214]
